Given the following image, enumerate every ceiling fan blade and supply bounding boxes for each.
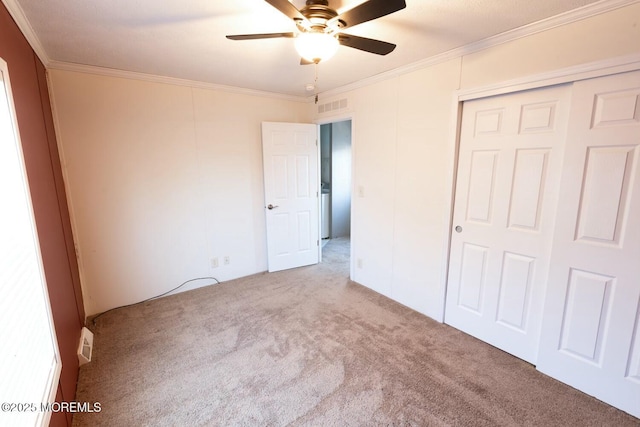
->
[337,33,396,55]
[300,58,316,65]
[226,32,295,40]
[265,0,307,22]
[329,0,406,29]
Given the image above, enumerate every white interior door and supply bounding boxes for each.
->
[537,71,640,418]
[445,85,571,363]
[262,122,319,272]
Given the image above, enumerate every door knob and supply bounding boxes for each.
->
[455,225,463,233]
[267,204,279,210]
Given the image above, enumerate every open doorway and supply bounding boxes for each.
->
[319,119,351,264]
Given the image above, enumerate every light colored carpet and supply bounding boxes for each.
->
[73,238,639,426]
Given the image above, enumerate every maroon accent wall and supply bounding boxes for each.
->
[1,3,85,426]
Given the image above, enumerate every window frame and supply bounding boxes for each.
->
[0,56,62,427]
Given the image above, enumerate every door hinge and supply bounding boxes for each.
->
[317,240,319,246]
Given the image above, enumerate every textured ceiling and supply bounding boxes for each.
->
[10,0,609,97]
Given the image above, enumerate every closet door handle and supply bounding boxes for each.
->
[267,204,279,210]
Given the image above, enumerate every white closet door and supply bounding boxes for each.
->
[445,85,571,363]
[537,70,640,418]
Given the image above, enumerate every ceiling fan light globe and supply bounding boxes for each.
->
[295,32,339,63]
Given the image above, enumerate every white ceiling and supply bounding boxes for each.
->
[8,0,614,97]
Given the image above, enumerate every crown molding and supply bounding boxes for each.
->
[1,0,50,65]
[318,0,640,99]
[47,61,310,103]
[454,0,639,58]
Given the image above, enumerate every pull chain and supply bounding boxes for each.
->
[314,63,319,104]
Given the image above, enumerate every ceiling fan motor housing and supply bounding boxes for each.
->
[299,0,344,31]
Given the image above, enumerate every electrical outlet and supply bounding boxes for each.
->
[357,258,363,269]
[210,257,219,268]
[224,256,230,266]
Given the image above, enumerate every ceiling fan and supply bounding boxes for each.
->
[226,0,406,64]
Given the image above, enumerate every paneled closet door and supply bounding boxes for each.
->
[445,85,571,363]
[537,70,640,418]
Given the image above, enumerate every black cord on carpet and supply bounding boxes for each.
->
[91,276,221,325]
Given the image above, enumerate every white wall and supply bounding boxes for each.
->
[331,120,351,238]
[319,2,640,321]
[50,71,312,315]
[50,3,640,319]
[320,123,331,185]
[339,59,461,319]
